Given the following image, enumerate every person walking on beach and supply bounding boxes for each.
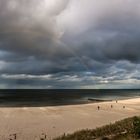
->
[9,133,16,140]
[97,106,100,110]
[40,133,47,140]
[111,105,113,108]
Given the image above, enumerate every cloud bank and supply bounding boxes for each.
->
[0,0,140,88]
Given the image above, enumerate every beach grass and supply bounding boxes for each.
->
[54,116,140,140]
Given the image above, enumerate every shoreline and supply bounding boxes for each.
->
[0,95,139,108]
[0,97,139,139]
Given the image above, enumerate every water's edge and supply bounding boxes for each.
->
[0,89,139,107]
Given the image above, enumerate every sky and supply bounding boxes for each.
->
[0,0,140,89]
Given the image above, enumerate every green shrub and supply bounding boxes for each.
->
[133,116,140,138]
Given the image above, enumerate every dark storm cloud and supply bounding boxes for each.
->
[0,0,83,74]
[0,0,140,88]
[75,31,140,64]
[0,0,71,58]
[60,0,140,64]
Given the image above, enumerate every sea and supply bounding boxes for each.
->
[0,89,139,107]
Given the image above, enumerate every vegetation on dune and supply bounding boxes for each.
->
[53,116,140,140]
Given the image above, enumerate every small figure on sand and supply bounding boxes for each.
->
[40,133,47,140]
[116,100,118,103]
[97,106,100,110]
[9,133,17,140]
[123,106,125,109]
[111,105,113,108]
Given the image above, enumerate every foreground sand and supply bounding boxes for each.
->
[0,98,140,140]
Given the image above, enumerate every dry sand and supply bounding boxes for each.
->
[0,98,140,140]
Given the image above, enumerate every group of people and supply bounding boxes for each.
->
[97,100,125,110]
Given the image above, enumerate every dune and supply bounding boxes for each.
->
[0,97,139,140]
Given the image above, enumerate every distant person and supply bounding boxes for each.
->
[40,133,47,140]
[123,106,125,109]
[9,134,16,140]
[111,105,113,108]
[116,100,118,103]
[97,106,100,110]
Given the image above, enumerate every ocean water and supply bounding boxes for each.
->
[0,89,139,107]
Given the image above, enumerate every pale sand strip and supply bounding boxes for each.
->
[0,98,139,140]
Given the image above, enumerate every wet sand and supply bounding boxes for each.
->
[0,98,140,140]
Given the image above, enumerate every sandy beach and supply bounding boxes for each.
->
[0,98,140,140]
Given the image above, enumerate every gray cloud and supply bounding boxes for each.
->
[0,0,71,57]
[0,0,140,88]
[60,0,140,63]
